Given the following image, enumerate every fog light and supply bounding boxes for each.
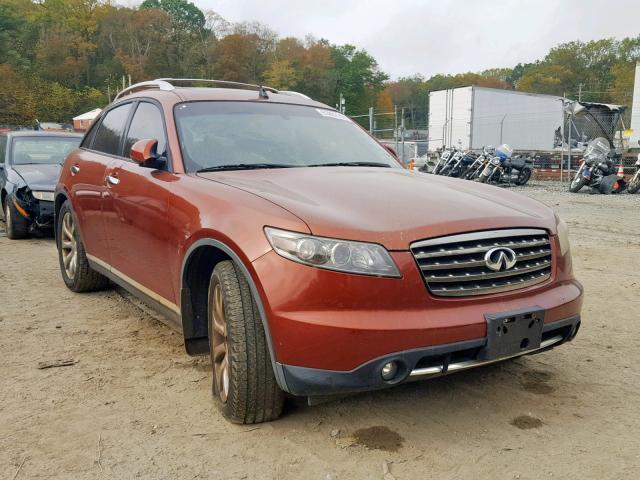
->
[381,361,398,381]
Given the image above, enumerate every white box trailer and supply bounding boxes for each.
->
[630,63,640,149]
[428,86,564,152]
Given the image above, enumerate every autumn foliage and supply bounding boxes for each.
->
[0,0,638,127]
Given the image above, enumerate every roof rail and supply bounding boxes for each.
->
[113,78,314,102]
[279,91,311,100]
[156,78,280,95]
[113,80,174,101]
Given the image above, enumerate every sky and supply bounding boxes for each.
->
[192,0,640,79]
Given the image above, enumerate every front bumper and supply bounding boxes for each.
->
[278,315,580,396]
[13,194,54,228]
[253,244,582,373]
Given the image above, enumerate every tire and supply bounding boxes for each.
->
[4,195,29,239]
[628,175,640,194]
[56,200,109,292]
[478,166,493,183]
[569,174,588,193]
[208,260,284,424]
[516,167,533,186]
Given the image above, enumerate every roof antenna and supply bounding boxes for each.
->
[258,85,269,99]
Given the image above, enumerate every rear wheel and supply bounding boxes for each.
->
[208,260,284,424]
[516,167,533,186]
[4,195,29,239]
[56,201,109,292]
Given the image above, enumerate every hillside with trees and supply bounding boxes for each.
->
[0,0,638,126]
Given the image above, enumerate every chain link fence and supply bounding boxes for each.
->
[350,106,428,165]
[350,103,636,180]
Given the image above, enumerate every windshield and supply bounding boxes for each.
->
[174,102,400,172]
[583,137,610,159]
[11,136,80,165]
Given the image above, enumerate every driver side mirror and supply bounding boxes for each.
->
[130,139,164,168]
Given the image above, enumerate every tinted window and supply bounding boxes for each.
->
[174,102,399,172]
[0,135,6,164]
[11,137,81,165]
[81,118,101,148]
[92,103,132,155]
[124,102,167,158]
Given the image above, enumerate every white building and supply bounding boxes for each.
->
[73,108,102,132]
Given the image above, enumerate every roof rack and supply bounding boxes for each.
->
[113,80,175,101]
[114,78,284,101]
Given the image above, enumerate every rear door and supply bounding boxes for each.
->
[69,103,133,263]
[103,100,178,309]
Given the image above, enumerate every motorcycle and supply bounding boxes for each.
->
[477,144,514,184]
[431,149,453,175]
[569,137,626,194]
[501,153,534,185]
[462,146,494,180]
[444,150,477,178]
[438,149,464,176]
[628,153,640,194]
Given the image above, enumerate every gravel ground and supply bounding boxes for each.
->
[1,183,640,480]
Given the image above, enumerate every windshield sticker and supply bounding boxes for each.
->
[316,109,350,121]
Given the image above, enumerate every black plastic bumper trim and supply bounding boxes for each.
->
[279,315,580,397]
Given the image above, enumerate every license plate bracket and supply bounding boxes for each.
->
[480,307,545,360]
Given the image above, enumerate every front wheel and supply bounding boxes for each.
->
[569,174,588,193]
[628,174,640,194]
[4,195,30,239]
[478,166,494,183]
[208,260,284,424]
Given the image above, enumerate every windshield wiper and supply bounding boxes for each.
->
[196,163,297,172]
[309,162,391,168]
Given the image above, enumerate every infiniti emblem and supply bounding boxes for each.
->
[484,247,517,272]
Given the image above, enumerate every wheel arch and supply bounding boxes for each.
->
[180,238,288,390]
[53,190,70,239]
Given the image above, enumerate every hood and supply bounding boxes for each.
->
[197,167,556,250]
[12,164,61,191]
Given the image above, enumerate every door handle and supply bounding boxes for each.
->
[106,175,120,186]
[70,165,80,175]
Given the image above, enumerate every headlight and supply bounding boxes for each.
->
[264,227,401,277]
[32,191,54,202]
[555,213,570,256]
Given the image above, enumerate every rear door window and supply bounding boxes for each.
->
[92,103,132,156]
[124,102,167,159]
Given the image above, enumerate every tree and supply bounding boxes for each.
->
[140,0,204,34]
[264,59,300,90]
[330,44,388,114]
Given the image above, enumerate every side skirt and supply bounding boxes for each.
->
[88,258,182,332]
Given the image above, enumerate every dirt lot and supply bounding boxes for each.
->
[1,183,639,480]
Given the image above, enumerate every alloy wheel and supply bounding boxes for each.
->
[210,282,230,402]
[60,212,78,279]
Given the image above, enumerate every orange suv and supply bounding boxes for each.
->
[55,79,582,423]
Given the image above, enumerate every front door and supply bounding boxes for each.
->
[102,101,178,311]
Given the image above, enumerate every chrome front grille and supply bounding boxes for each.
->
[410,229,552,297]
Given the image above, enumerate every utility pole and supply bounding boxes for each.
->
[578,83,583,102]
[368,107,374,134]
